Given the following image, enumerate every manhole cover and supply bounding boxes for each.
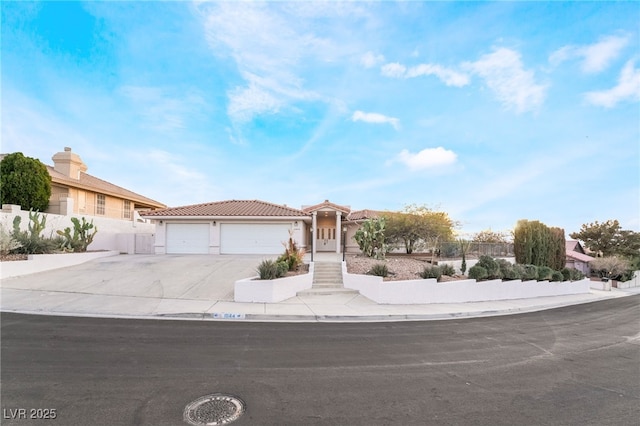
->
[183,394,246,425]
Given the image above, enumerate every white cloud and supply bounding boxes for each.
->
[381,62,469,87]
[352,110,400,130]
[405,64,470,87]
[195,2,362,124]
[550,35,628,73]
[381,62,407,78]
[395,147,457,171]
[360,51,385,68]
[465,48,546,113]
[584,60,640,108]
[119,85,206,131]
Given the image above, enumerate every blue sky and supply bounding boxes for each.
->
[2,1,639,236]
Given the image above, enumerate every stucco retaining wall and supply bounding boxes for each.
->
[1,250,119,279]
[234,263,314,303]
[615,271,640,289]
[1,206,155,254]
[343,263,591,304]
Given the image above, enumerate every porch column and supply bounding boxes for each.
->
[336,212,342,254]
[312,211,317,256]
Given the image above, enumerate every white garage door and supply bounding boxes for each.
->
[166,223,210,254]
[220,223,291,254]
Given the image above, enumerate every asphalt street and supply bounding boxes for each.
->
[1,295,639,426]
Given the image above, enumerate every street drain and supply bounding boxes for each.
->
[183,394,245,425]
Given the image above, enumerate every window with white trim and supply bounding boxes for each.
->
[123,200,131,219]
[96,194,105,215]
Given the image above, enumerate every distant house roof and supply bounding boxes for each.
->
[48,166,166,209]
[141,199,310,218]
[566,240,594,263]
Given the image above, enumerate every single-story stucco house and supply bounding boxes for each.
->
[565,240,595,275]
[141,199,380,255]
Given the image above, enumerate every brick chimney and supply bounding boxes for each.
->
[52,147,87,179]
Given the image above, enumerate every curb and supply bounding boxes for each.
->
[2,292,636,323]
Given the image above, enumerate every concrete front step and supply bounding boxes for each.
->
[313,261,344,287]
[297,288,359,296]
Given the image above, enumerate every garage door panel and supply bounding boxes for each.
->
[221,223,291,254]
[166,223,209,254]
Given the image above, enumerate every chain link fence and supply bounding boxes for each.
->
[438,242,514,259]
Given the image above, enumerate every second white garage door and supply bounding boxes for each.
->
[220,223,291,254]
[166,223,210,254]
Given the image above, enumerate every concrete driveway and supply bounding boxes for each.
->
[0,254,265,302]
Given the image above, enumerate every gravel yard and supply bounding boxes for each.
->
[345,254,462,281]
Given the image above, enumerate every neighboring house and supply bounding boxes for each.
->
[142,199,385,255]
[45,147,166,220]
[565,240,594,275]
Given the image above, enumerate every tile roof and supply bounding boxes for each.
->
[566,250,595,263]
[302,200,351,214]
[48,166,166,209]
[141,199,310,218]
[347,209,385,221]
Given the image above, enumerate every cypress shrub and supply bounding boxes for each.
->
[476,255,502,279]
[537,266,553,281]
[551,271,564,282]
[522,264,539,281]
[468,265,488,281]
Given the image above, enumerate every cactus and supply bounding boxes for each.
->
[27,210,46,237]
[56,217,98,252]
[10,211,57,254]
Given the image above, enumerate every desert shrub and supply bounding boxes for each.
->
[499,261,522,280]
[476,255,502,279]
[276,260,289,277]
[368,263,389,277]
[521,264,539,281]
[419,265,442,281]
[468,265,488,281]
[590,256,631,280]
[537,266,553,281]
[496,258,521,280]
[440,264,456,276]
[278,229,306,271]
[0,224,22,255]
[257,259,287,280]
[550,271,564,282]
[560,267,572,281]
[571,269,585,281]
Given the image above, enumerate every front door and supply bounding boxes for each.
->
[317,227,336,251]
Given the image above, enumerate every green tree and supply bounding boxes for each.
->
[1,153,51,211]
[383,204,456,254]
[570,220,640,258]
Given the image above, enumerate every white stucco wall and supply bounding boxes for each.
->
[1,250,119,279]
[1,205,155,254]
[343,263,591,304]
[234,262,314,303]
